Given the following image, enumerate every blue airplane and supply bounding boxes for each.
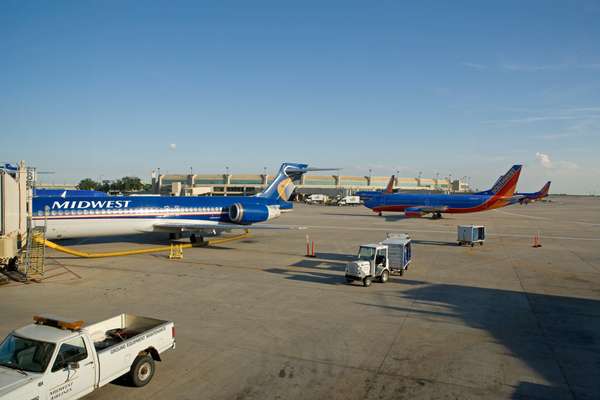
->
[513,181,551,204]
[361,165,523,219]
[32,163,325,241]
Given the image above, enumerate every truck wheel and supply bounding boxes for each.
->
[363,277,372,287]
[7,257,18,271]
[130,354,155,387]
[380,270,389,283]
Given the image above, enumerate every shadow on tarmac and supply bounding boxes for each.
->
[358,281,600,400]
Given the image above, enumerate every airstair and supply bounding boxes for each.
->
[19,219,46,279]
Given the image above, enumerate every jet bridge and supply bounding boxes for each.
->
[0,161,33,272]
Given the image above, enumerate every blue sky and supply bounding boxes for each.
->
[1,1,599,193]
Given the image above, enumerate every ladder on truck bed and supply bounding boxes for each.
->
[19,219,46,279]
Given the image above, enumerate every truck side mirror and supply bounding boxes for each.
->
[67,362,80,370]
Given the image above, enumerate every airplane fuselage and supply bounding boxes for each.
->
[32,196,282,240]
[365,193,513,214]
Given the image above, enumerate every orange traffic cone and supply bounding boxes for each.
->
[532,232,542,248]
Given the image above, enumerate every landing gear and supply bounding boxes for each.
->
[189,234,205,245]
[378,212,383,217]
[432,212,442,220]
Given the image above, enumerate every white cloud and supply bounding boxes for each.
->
[462,62,486,70]
[535,152,579,171]
[535,152,553,168]
[169,143,177,150]
[503,63,567,72]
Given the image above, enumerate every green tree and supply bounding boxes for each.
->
[120,176,144,191]
[77,178,99,190]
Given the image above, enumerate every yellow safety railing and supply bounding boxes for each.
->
[40,230,250,258]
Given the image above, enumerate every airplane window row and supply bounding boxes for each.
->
[37,207,223,217]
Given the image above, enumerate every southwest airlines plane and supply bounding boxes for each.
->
[514,181,551,204]
[362,165,522,218]
[33,163,322,241]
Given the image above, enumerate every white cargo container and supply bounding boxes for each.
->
[337,195,361,206]
[381,233,412,273]
[0,314,176,400]
[457,225,485,246]
[305,194,328,204]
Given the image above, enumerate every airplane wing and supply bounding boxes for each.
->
[152,221,304,233]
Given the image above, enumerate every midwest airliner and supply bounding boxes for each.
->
[33,163,321,241]
[361,165,523,218]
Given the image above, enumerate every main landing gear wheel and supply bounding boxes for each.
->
[130,354,155,387]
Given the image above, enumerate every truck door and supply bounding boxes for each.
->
[375,248,387,275]
[44,336,96,400]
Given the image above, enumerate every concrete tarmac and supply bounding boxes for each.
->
[1,196,599,399]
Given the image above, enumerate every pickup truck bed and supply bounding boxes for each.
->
[82,314,175,387]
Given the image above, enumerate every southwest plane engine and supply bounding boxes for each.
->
[228,203,280,225]
[404,207,426,218]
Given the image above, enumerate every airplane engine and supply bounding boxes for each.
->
[228,203,270,224]
[405,208,425,218]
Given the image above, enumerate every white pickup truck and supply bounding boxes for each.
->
[0,314,176,400]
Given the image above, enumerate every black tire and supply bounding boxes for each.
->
[7,257,18,271]
[471,243,474,247]
[363,277,372,287]
[130,354,155,387]
[380,270,389,283]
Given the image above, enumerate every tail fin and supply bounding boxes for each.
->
[385,175,395,194]
[487,165,522,197]
[257,163,338,202]
[539,181,551,197]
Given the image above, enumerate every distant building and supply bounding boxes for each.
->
[153,171,470,197]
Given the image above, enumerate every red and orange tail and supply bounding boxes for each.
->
[540,181,551,197]
[385,175,395,194]
[489,165,522,198]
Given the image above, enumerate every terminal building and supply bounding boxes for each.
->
[152,172,470,197]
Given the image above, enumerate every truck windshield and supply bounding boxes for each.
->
[0,334,55,373]
[358,246,375,261]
